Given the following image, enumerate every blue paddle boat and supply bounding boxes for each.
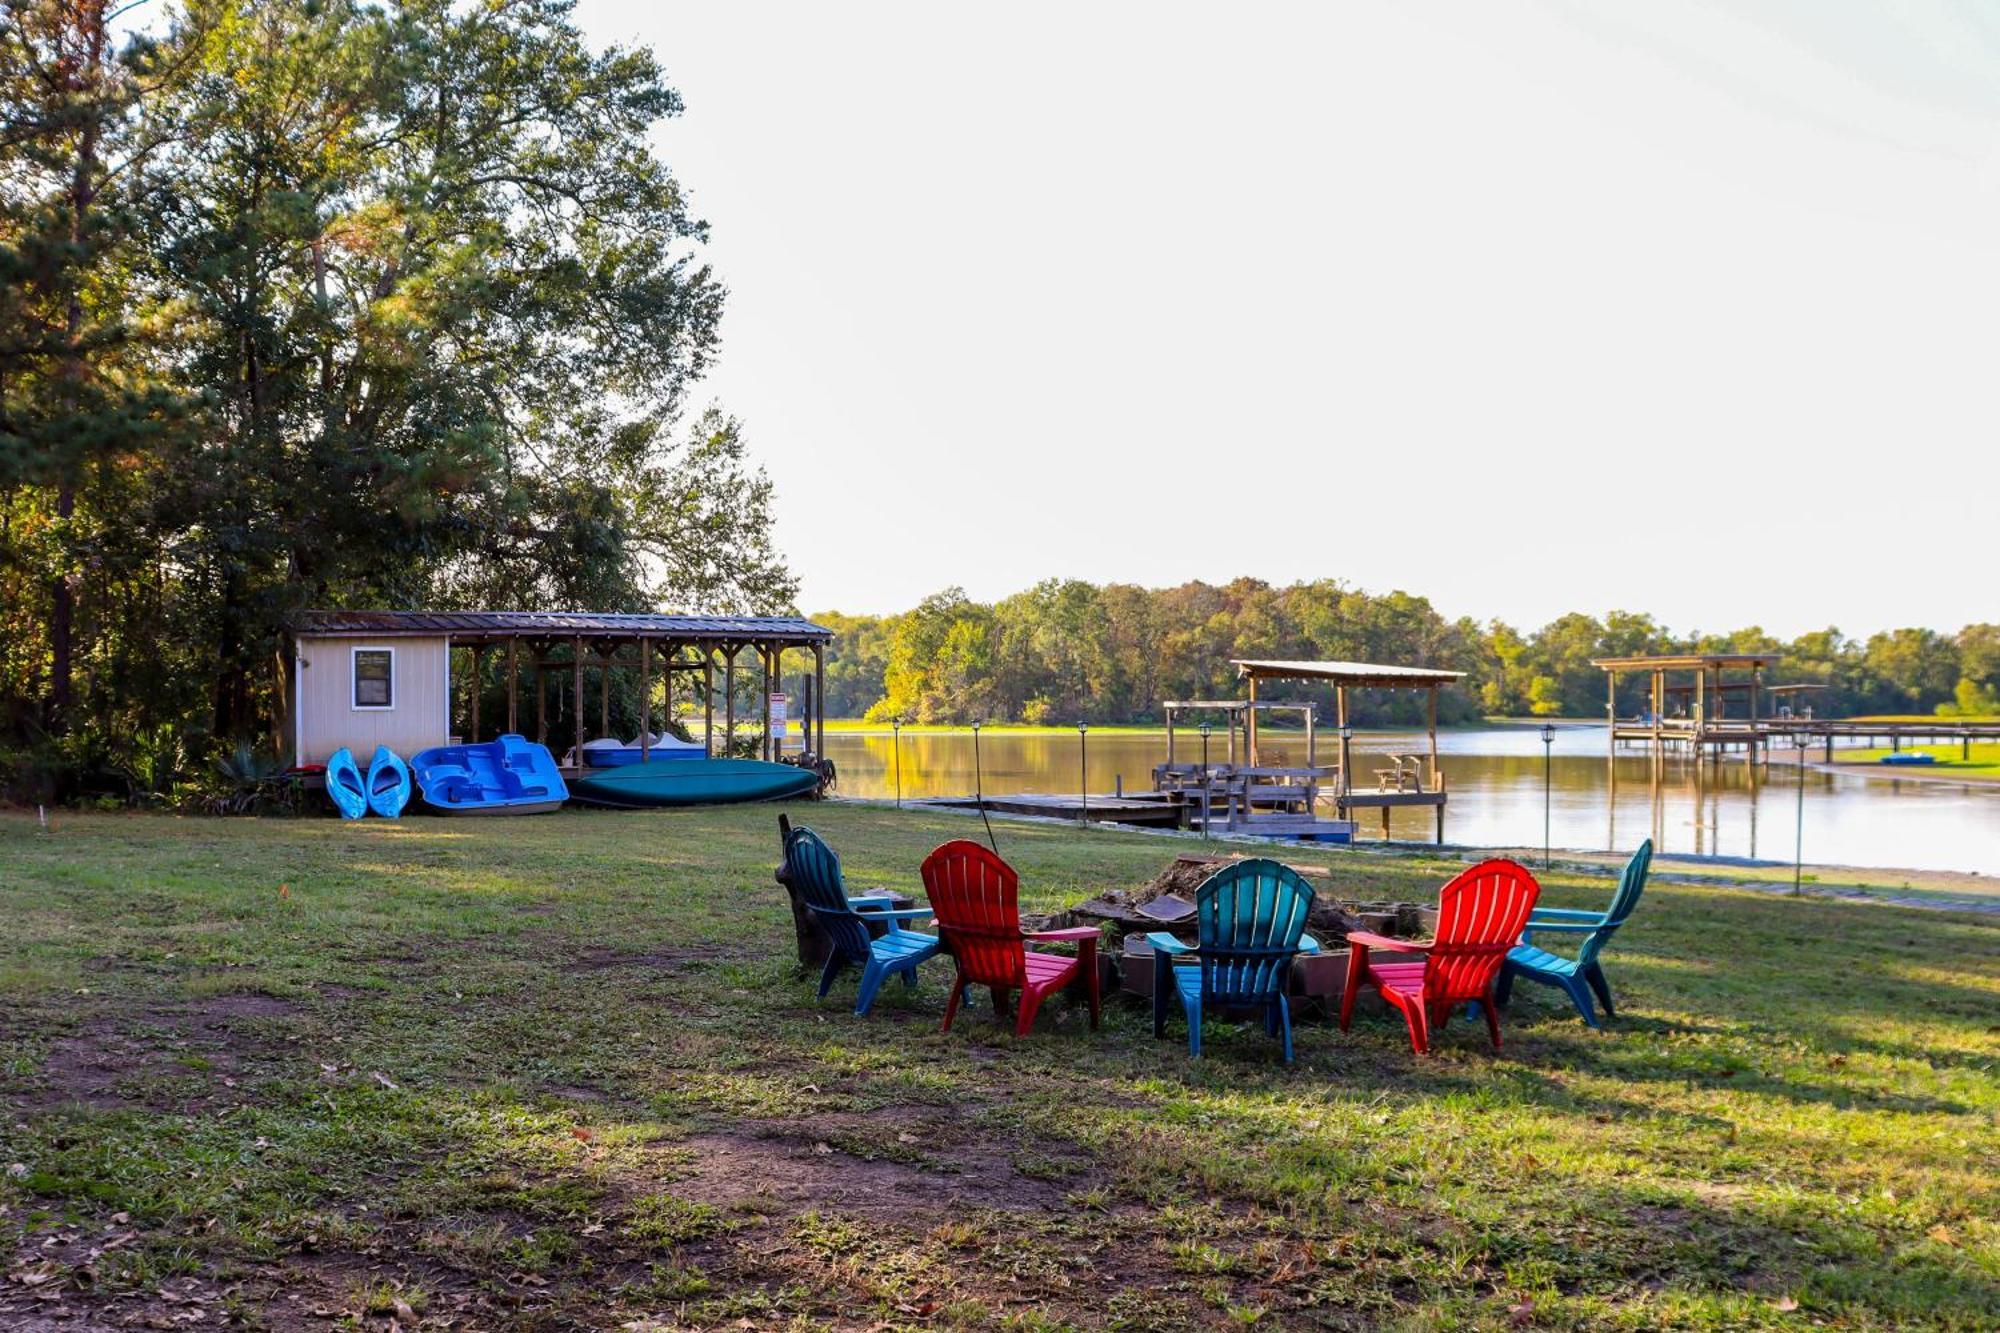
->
[1879,752,1937,766]
[325,747,368,819]
[409,734,568,815]
[366,745,412,818]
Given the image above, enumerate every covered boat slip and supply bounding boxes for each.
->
[1222,659,1463,842]
[289,610,834,773]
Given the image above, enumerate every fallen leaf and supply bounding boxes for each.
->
[812,1142,833,1155]
[371,1072,398,1090]
[393,1298,417,1322]
[1507,1296,1534,1324]
[571,1126,593,1142]
[581,1222,604,1236]
[897,1132,920,1144]
[1772,1295,1800,1311]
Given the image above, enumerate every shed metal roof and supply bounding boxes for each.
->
[1233,659,1465,688]
[295,610,832,643]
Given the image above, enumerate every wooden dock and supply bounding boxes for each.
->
[920,792,1358,841]
[923,793,1186,829]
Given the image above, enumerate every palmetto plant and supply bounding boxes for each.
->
[203,744,290,816]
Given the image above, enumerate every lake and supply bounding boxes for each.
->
[818,724,2000,874]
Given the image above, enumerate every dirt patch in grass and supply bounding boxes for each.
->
[19,992,301,1114]
[667,1120,1080,1221]
[560,943,743,974]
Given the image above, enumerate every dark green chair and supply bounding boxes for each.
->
[1496,839,1651,1027]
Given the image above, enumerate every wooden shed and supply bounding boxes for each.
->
[287,610,834,769]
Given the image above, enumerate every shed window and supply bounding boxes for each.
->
[353,649,394,709]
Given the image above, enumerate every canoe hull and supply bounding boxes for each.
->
[570,758,819,808]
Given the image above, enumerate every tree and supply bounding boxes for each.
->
[1,0,796,792]
[0,0,190,735]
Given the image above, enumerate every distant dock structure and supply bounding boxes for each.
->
[1593,652,2000,765]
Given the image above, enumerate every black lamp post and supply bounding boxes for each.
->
[1077,722,1089,825]
[970,720,983,803]
[1198,722,1212,778]
[1198,722,1213,838]
[1540,723,1557,869]
[891,716,903,809]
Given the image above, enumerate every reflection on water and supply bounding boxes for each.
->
[821,725,2000,874]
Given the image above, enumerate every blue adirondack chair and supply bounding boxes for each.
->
[1496,839,1652,1027]
[1148,858,1320,1063]
[784,825,942,1016]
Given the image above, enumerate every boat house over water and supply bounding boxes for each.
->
[286,611,833,769]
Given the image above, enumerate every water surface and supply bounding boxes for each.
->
[819,725,2000,874]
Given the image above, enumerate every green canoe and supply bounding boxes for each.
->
[569,758,820,808]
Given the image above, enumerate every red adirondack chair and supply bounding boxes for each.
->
[919,840,1102,1038]
[1339,858,1541,1054]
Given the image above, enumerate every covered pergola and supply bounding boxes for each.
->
[1231,659,1467,841]
[1592,652,1781,766]
[295,610,833,767]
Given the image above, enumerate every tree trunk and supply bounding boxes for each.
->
[45,2,110,736]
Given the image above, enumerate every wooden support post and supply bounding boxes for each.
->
[536,644,547,747]
[762,646,775,761]
[507,638,519,734]
[1426,684,1439,791]
[724,647,737,754]
[469,646,482,744]
[704,654,715,757]
[599,646,610,740]
[813,645,825,759]
[572,637,584,762]
[1606,669,1617,763]
[1247,673,1259,766]
[660,642,673,741]
[639,639,652,762]
[1336,685,1351,797]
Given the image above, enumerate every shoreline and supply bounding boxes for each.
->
[825,797,1999,907]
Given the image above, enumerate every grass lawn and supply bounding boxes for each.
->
[2,806,1997,1330]
[1834,744,2000,782]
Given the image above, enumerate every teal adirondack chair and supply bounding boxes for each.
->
[784,825,941,1015]
[1148,859,1319,1063]
[1496,839,1652,1027]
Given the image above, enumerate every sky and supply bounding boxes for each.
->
[576,1,2000,638]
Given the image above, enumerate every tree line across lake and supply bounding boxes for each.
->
[814,580,2000,728]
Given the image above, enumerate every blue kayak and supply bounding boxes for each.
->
[410,734,568,815]
[366,745,412,818]
[326,747,368,819]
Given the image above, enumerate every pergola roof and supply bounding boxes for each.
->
[1591,653,1780,671]
[295,609,832,644]
[1233,659,1465,689]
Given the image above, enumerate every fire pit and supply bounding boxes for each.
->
[1079,855,1436,1011]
